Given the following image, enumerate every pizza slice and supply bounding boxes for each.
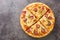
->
[40,10,55,31]
[26,3,48,20]
[26,21,48,38]
[20,8,37,30]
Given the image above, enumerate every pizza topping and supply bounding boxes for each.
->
[33,8,37,12]
[21,11,26,18]
[48,16,52,20]
[42,6,44,10]
[48,9,50,13]
[46,7,49,11]
[23,18,27,22]
[46,8,50,13]
[28,14,34,19]
[22,11,26,14]
[41,28,46,34]
[30,15,34,19]
[28,14,30,18]
[36,24,40,28]
[45,13,48,18]
[34,29,38,35]
[47,21,51,26]
[27,29,31,33]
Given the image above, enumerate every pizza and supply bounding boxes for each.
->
[20,2,55,38]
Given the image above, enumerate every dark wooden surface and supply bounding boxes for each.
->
[0,0,60,40]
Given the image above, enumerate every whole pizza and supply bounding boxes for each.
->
[20,2,55,38]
